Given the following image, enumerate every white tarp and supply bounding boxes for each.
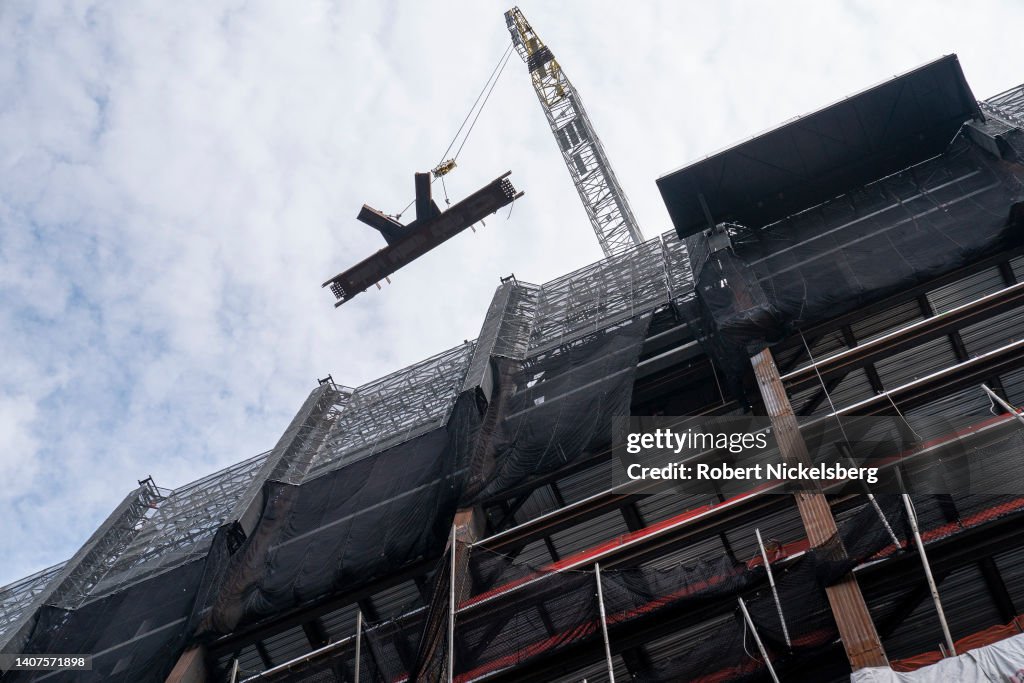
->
[851,633,1024,682]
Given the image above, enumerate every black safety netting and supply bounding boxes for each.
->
[2,557,209,683]
[451,552,842,683]
[810,494,908,585]
[599,555,764,625]
[463,316,651,504]
[199,391,481,636]
[226,543,473,683]
[630,561,841,682]
[745,557,838,654]
[244,605,428,683]
[684,136,1024,397]
[455,568,602,680]
[192,314,649,641]
[467,542,544,598]
[629,613,772,683]
[684,231,781,399]
[447,483,1024,682]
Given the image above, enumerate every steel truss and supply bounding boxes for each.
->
[494,230,692,359]
[0,562,66,639]
[982,82,1024,129]
[305,342,477,477]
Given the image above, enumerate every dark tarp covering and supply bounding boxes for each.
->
[3,559,208,683]
[200,391,481,635]
[464,317,651,504]
[685,136,1024,397]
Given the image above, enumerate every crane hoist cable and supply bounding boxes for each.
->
[440,40,515,170]
[392,41,515,220]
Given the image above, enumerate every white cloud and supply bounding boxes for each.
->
[0,0,1022,586]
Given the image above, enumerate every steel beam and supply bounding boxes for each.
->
[783,281,1024,393]
[324,172,523,307]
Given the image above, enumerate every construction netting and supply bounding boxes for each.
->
[199,391,481,636]
[464,316,651,503]
[684,135,1024,399]
[3,557,210,682]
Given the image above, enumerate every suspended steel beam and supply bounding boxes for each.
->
[323,172,522,307]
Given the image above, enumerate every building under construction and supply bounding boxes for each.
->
[4,28,1024,683]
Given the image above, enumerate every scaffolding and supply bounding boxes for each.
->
[86,452,271,599]
[306,343,476,477]
[982,82,1024,129]
[0,562,66,639]
[493,230,692,359]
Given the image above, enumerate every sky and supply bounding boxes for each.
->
[1,0,1022,587]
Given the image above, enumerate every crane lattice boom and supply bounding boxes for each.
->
[505,7,644,257]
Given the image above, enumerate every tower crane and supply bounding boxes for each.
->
[505,7,645,257]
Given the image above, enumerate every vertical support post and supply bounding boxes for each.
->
[902,494,956,656]
[751,349,888,669]
[595,562,616,683]
[228,659,239,683]
[755,528,791,649]
[354,610,363,683]
[738,597,781,683]
[449,524,456,683]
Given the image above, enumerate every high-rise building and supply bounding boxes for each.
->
[3,55,1024,683]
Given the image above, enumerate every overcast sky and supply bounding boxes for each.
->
[1,0,1022,587]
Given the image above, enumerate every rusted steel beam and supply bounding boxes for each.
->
[783,281,1024,393]
[778,280,1024,393]
[324,171,523,307]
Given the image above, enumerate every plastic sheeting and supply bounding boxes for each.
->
[851,632,1024,682]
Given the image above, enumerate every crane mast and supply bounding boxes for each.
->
[505,7,645,257]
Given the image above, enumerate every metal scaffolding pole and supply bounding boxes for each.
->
[738,597,781,683]
[755,528,791,649]
[449,525,456,683]
[902,493,956,656]
[595,563,616,683]
[354,610,363,683]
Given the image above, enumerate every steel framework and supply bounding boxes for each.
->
[0,452,269,653]
[505,7,645,257]
[0,562,66,639]
[981,82,1024,129]
[493,230,692,359]
[87,452,271,599]
[306,343,476,477]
